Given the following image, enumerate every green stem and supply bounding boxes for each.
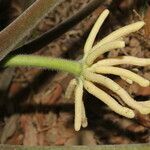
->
[2,55,82,76]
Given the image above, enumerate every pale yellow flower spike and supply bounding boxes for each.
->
[65,9,150,131]
[84,9,109,54]
[84,70,120,91]
[84,80,135,118]
[92,56,150,67]
[81,100,88,128]
[83,71,150,114]
[92,21,145,50]
[86,41,125,66]
[74,79,83,131]
[65,79,77,99]
[66,78,88,129]
[91,66,150,87]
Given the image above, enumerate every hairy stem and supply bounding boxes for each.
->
[0,0,63,61]
[1,55,81,76]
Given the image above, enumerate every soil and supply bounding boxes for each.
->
[0,0,149,146]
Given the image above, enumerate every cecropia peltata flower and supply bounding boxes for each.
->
[65,9,150,131]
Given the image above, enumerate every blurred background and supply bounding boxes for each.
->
[0,0,149,146]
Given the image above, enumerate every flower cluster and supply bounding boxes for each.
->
[65,9,150,131]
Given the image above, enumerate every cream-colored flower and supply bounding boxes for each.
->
[65,9,150,131]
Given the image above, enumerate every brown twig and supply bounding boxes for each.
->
[11,0,105,55]
[0,0,63,61]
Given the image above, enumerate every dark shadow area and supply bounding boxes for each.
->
[0,103,74,115]
[0,69,56,119]
[0,0,10,30]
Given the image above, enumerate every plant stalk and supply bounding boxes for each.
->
[2,55,82,76]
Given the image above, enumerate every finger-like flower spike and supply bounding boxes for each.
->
[66,9,150,131]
